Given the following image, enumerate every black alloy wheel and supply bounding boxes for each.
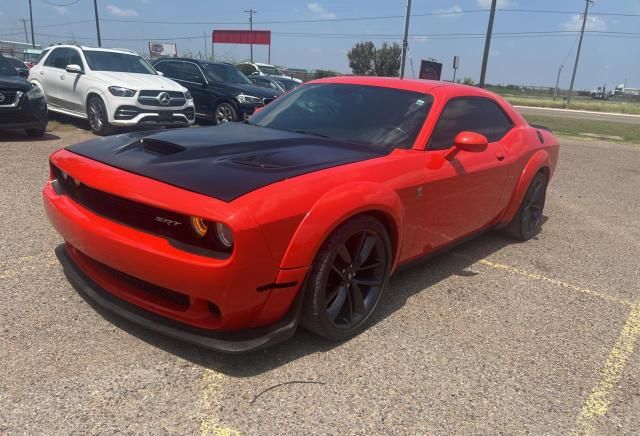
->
[302,215,392,341]
[505,171,548,241]
[213,102,237,125]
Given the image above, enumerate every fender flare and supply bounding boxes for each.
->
[500,149,551,224]
[279,182,405,270]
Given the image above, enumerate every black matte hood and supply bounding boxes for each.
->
[0,74,31,91]
[66,123,388,202]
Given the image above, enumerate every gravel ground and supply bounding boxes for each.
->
[1,122,639,435]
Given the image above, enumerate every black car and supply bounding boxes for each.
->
[249,75,300,93]
[153,58,282,124]
[5,56,29,77]
[0,54,48,137]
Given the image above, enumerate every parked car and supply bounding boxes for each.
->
[153,58,282,124]
[0,53,48,137]
[237,62,302,83]
[5,56,29,77]
[249,75,300,93]
[29,45,195,135]
[44,77,559,352]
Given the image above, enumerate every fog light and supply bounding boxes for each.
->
[189,216,208,237]
[216,223,234,248]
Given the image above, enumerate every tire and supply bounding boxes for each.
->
[213,102,238,125]
[87,96,114,136]
[25,126,46,137]
[504,171,548,241]
[301,215,392,341]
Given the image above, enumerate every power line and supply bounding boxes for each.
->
[39,0,82,6]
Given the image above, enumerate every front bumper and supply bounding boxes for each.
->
[56,244,302,353]
[0,94,47,130]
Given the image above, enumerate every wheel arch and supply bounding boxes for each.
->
[499,149,551,224]
[279,182,404,271]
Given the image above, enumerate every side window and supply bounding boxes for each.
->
[181,63,204,83]
[36,48,50,65]
[44,48,62,68]
[429,98,513,150]
[68,49,83,69]
[155,61,181,79]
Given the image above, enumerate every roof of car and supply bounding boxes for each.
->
[309,76,498,97]
[46,44,139,55]
[157,58,233,67]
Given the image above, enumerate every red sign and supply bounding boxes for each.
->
[212,30,271,45]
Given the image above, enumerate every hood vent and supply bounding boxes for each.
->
[140,138,186,155]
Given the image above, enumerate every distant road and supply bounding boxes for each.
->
[515,106,640,126]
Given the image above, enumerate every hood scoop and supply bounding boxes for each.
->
[116,138,187,156]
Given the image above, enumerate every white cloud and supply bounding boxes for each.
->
[562,14,607,31]
[307,2,336,19]
[53,6,69,15]
[476,0,516,8]
[106,5,139,17]
[434,5,463,18]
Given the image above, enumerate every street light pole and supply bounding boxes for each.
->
[93,0,102,47]
[479,0,497,88]
[28,0,35,48]
[244,9,256,63]
[399,0,412,79]
[567,0,593,105]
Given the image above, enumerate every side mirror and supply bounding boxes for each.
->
[65,64,83,74]
[19,69,29,78]
[201,81,208,88]
[444,131,488,160]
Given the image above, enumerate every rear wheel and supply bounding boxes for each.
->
[504,171,548,241]
[87,96,114,136]
[301,215,392,341]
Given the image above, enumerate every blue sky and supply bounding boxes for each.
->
[1,0,639,89]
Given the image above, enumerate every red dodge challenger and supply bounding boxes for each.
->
[44,77,559,353]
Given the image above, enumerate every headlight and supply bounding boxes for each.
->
[27,84,43,99]
[235,93,263,104]
[184,90,192,100]
[108,86,136,97]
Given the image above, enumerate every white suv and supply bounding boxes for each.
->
[29,45,195,135]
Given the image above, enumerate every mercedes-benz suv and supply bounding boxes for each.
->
[29,45,195,135]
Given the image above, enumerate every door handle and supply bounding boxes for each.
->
[39,71,44,75]
[60,75,65,80]
[496,152,505,161]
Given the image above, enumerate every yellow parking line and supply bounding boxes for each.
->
[450,253,634,307]
[573,301,640,435]
[200,369,240,436]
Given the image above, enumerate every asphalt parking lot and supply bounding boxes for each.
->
[1,119,639,435]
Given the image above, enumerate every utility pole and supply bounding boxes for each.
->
[399,0,412,79]
[244,9,256,63]
[479,0,497,88]
[203,32,208,60]
[553,64,563,101]
[93,0,102,47]
[28,0,35,48]
[567,0,593,105]
[19,18,29,44]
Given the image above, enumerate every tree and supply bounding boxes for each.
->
[373,42,401,77]
[463,76,475,86]
[314,69,339,79]
[347,41,376,75]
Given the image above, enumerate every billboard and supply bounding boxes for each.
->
[211,30,271,45]
[419,60,443,81]
[148,42,177,59]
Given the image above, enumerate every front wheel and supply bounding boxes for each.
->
[87,96,114,136]
[301,215,392,341]
[213,102,238,125]
[504,171,548,241]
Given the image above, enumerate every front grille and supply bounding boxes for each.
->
[0,89,20,106]
[138,90,186,107]
[114,106,194,122]
[51,164,231,258]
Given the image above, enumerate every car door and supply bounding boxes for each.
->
[420,97,513,250]
[56,47,86,114]
[179,62,212,117]
[38,47,65,107]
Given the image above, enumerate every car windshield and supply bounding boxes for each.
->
[258,65,281,75]
[250,83,433,150]
[83,51,156,74]
[274,78,298,91]
[204,63,251,84]
[0,55,18,76]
